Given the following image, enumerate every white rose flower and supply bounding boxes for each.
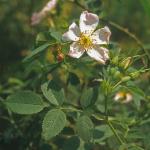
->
[62,11,111,64]
[114,91,133,104]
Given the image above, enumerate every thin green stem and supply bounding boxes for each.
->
[104,20,150,60]
[7,109,23,136]
[92,114,104,121]
[104,95,108,120]
[132,54,146,58]
[61,103,124,145]
[105,94,124,144]
[61,105,105,121]
[104,94,124,144]
[103,93,124,145]
[60,106,82,113]
[73,0,91,12]
[0,116,10,121]
[113,80,122,89]
[140,68,150,72]
[107,120,124,145]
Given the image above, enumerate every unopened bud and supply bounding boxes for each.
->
[120,57,132,69]
[130,72,140,79]
[101,80,112,95]
[57,53,64,62]
[121,76,131,82]
[111,56,119,65]
[114,71,122,79]
[110,68,116,75]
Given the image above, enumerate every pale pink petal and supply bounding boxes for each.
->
[42,0,57,12]
[62,22,80,41]
[68,42,85,58]
[91,26,111,45]
[31,0,57,26]
[79,11,99,35]
[31,12,45,26]
[87,46,109,63]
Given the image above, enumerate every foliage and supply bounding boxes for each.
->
[0,0,150,150]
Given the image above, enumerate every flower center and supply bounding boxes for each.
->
[117,92,127,101]
[79,33,93,50]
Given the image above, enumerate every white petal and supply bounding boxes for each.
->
[31,12,45,26]
[87,46,109,63]
[123,93,133,103]
[42,0,57,12]
[114,93,122,101]
[31,0,57,26]
[68,42,85,58]
[62,22,80,41]
[79,11,99,35]
[91,26,111,45]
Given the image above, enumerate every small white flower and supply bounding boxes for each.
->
[114,91,133,104]
[62,11,111,64]
[31,0,57,26]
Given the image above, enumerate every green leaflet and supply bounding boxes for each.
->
[93,125,113,143]
[41,80,65,106]
[41,82,59,106]
[23,42,53,62]
[42,109,67,140]
[80,88,93,108]
[62,136,80,150]
[5,91,45,114]
[49,28,62,43]
[76,116,94,142]
[139,0,150,17]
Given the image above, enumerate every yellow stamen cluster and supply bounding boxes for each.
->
[117,92,126,101]
[79,33,93,50]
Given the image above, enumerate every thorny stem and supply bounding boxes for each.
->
[73,0,150,60]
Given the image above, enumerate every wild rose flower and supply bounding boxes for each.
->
[62,11,111,64]
[114,91,133,104]
[31,0,57,26]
